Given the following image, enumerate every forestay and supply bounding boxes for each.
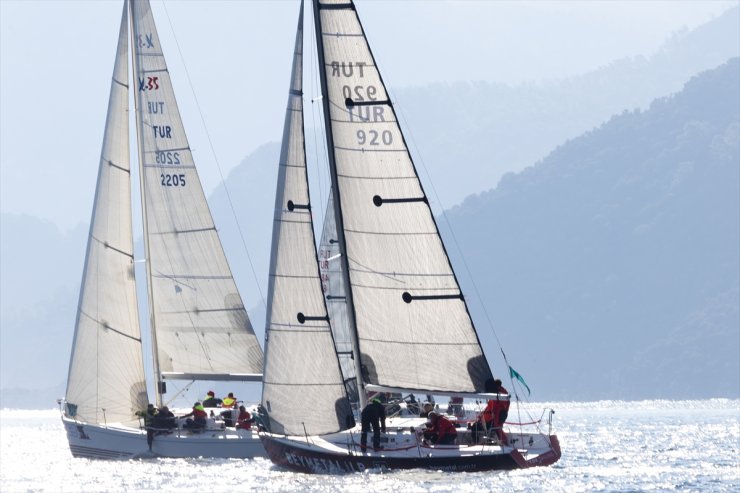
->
[315,0,493,393]
[131,0,263,383]
[262,1,354,437]
[65,1,148,426]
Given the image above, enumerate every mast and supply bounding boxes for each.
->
[129,0,163,407]
[312,0,367,409]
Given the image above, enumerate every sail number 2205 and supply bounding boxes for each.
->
[161,173,186,187]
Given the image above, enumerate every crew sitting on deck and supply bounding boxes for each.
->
[182,402,208,431]
[420,402,434,418]
[236,405,254,430]
[152,406,176,432]
[422,412,457,445]
[202,391,222,408]
[221,392,237,409]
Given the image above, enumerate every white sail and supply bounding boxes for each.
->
[318,193,359,405]
[262,1,354,436]
[65,1,148,426]
[315,0,493,393]
[130,0,263,385]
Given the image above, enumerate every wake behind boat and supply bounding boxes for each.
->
[61,0,264,459]
[258,0,560,473]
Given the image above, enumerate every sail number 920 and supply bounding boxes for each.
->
[161,173,186,187]
[357,129,392,146]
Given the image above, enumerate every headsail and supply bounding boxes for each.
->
[65,0,148,426]
[318,192,359,406]
[262,1,354,436]
[130,0,263,390]
[313,0,493,394]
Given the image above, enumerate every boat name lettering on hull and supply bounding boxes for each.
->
[284,451,366,473]
[331,61,366,78]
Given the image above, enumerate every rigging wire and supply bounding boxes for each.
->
[160,1,267,312]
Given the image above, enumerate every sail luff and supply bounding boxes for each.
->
[130,0,263,388]
[129,0,162,407]
[65,0,148,425]
[261,0,353,436]
[313,0,494,394]
[312,0,368,409]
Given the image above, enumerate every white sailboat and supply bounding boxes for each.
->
[259,0,561,472]
[61,0,264,459]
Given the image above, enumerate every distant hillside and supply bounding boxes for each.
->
[441,59,740,400]
[394,6,739,209]
[208,142,279,339]
[0,214,84,404]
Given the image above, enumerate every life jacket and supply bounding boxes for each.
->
[222,397,236,408]
[193,405,207,419]
[436,416,457,439]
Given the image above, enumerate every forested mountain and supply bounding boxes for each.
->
[395,6,739,208]
[441,59,739,400]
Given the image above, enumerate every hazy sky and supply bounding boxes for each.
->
[1,0,736,230]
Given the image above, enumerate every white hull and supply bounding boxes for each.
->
[62,416,264,459]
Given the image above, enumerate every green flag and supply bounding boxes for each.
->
[509,366,531,396]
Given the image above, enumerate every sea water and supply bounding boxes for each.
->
[1,400,738,492]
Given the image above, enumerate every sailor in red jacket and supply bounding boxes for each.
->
[471,379,510,444]
[423,412,458,445]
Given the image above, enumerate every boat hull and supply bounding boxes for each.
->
[62,416,264,459]
[260,433,561,473]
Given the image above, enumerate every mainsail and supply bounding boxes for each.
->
[314,0,493,394]
[262,1,353,436]
[65,0,148,426]
[130,0,263,390]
